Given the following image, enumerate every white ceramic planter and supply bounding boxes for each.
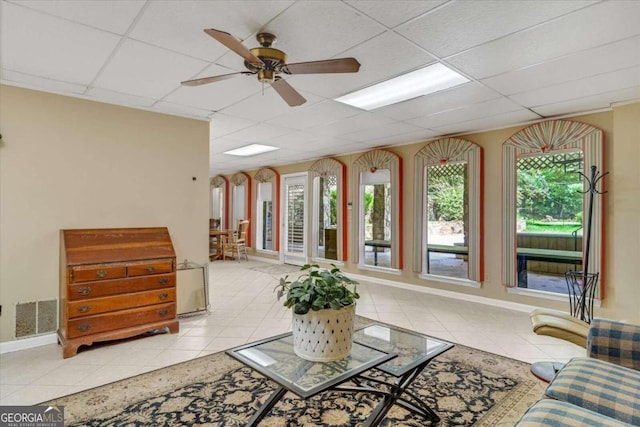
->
[291,304,356,362]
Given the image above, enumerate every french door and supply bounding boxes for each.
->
[281,173,307,265]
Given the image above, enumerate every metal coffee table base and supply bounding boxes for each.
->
[337,359,441,426]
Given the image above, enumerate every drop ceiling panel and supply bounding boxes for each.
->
[531,86,640,117]
[1,69,86,94]
[447,1,640,79]
[407,97,526,129]
[1,2,121,84]
[376,82,502,121]
[482,36,640,95]
[15,0,145,34]
[266,100,361,130]
[219,84,323,121]
[129,1,294,61]
[510,66,640,107]
[209,114,256,139]
[342,121,424,143]
[365,129,439,147]
[346,0,447,28]
[432,109,542,134]
[397,0,596,58]
[85,87,156,108]
[224,123,294,143]
[307,112,396,137]
[151,101,213,119]
[93,39,208,99]
[289,31,437,99]
[260,1,385,62]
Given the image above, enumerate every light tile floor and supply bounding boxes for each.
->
[0,260,584,405]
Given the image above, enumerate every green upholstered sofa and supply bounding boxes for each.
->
[516,318,640,426]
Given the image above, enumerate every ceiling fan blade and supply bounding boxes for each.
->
[285,58,361,75]
[271,78,306,107]
[181,71,252,86]
[204,29,264,66]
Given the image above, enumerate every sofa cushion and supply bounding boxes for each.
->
[515,399,633,426]
[588,318,640,370]
[545,357,640,425]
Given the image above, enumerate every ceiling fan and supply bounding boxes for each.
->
[181,29,361,106]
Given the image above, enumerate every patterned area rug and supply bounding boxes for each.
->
[43,318,544,426]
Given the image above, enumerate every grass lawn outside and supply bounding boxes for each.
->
[524,221,582,234]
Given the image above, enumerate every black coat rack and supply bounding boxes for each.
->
[565,165,608,323]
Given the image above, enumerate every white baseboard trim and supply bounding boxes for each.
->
[347,273,540,313]
[0,333,57,354]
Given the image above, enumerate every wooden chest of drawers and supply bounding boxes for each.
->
[58,227,179,358]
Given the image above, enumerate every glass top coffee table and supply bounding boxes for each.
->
[227,323,453,426]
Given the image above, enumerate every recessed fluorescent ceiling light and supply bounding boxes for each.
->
[224,144,279,156]
[334,63,469,110]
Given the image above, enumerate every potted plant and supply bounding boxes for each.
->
[275,264,359,361]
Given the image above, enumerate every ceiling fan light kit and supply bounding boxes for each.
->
[181,28,361,107]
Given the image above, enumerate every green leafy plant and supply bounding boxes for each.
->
[275,264,359,315]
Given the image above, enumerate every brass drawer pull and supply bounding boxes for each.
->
[96,270,107,278]
[159,278,169,285]
[159,309,169,317]
[146,266,155,273]
[78,287,91,296]
[159,293,169,301]
[78,305,91,313]
[78,324,91,332]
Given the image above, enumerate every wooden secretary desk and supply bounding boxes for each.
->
[58,227,179,358]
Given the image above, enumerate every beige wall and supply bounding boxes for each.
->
[242,105,640,321]
[0,86,210,342]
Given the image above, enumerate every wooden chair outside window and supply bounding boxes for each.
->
[223,219,249,261]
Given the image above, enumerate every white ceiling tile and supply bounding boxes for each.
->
[342,121,423,143]
[266,100,361,130]
[260,131,323,149]
[129,1,294,61]
[447,1,640,79]
[209,114,256,139]
[16,0,145,34]
[358,129,438,147]
[85,87,156,107]
[0,2,121,84]
[93,39,208,99]
[289,31,437,99]
[224,123,294,143]
[307,112,396,137]
[407,97,524,129]
[219,83,323,121]
[346,0,446,28]
[432,109,542,134]
[376,82,501,121]
[260,1,385,62]
[482,36,640,95]
[531,86,640,117]
[510,66,640,107]
[397,0,596,58]
[151,101,213,119]
[1,69,86,94]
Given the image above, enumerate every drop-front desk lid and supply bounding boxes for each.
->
[61,227,175,266]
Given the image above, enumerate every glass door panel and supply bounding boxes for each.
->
[282,174,307,265]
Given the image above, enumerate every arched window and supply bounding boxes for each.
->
[309,158,347,262]
[353,149,402,271]
[210,175,228,230]
[230,172,252,247]
[254,168,280,253]
[414,138,483,285]
[502,120,604,297]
